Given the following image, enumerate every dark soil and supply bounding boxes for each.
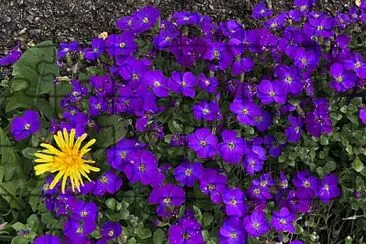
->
[0,0,353,51]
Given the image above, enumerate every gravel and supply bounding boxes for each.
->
[0,0,354,51]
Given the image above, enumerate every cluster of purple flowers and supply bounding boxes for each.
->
[12,0,365,242]
[39,174,123,243]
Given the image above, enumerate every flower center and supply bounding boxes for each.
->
[96,103,102,109]
[285,76,292,83]
[100,176,109,183]
[132,73,139,80]
[120,151,127,159]
[43,184,50,191]
[254,188,260,195]
[304,180,311,188]
[231,199,237,205]
[280,218,287,224]
[253,222,260,229]
[93,48,99,53]
[24,123,31,130]
[269,90,275,96]
[165,36,171,41]
[213,50,220,58]
[143,17,149,23]
[241,108,248,114]
[183,16,189,21]
[183,232,190,240]
[301,58,307,65]
[355,62,361,68]
[153,81,161,87]
[261,180,267,187]
[205,80,210,86]
[324,184,329,191]
[181,81,187,87]
[230,232,237,239]
[300,5,307,11]
[76,227,83,234]
[138,164,146,172]
[80,210,88,217]
[108,230,114,237]
[208,184,216,191]
[119,42,126,48]
[317,25,324,30]
[200,140,207,146]
[228,142,235,150]
[202,108,210,114]
[295,126,300,133]
[249,160,255,167]
[185,168,192,176]
[163,197,171,205]
[336,75,343,83]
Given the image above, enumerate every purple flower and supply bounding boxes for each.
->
[286,189,314,213]
[271,207,296,233]
[344,53,366,79]
[218,130,245,164]
[232,57,255,76]
[230,98,262,126]
[305,101,332,137]
[293,48,318,71]
[203,40,233,70]
[58,41,79,59]
[285,115,304,143]
[70,80,89,102]
[247,179,272,202]
[253,110,273,132]
[219,217,248,244]
[243,210,270,237]
[131,6,160,33]
[119,56,151,82]
[293,171,319,198]
[168,71,197,98]
[143,70,169,97]
[198,73,218,93]
[70,200,98,222]
[222,188,248,217]
[294,0,315,12]
[168,217,204,244]
[174,160,203,187]
[274,64,303,96]
[0,46,22,66]
[123,150,162,186]
[188,128,218,159]
[199,168,228,204]
[34,234,62,244]
[329,63,356,92]
[116,16,133,31]
[106,32,137,56]
[360,107,366,125]
[257,79,287,104]
[193,101,222,121]
[63,219,96,242]
[220,20,244,38]
[94,170,123,196]
[100,221,123,240]
[10,110,41,141]
[252,2,272,19]
[153,29,179,50]
[172,11,201,26]
[148,184,186,217]
[84,38,106,61]
[318,174,341,203]
[243,153,264,175]
[106,139,144,171]
[89,96,108,117]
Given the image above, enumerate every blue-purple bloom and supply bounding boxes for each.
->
[174,160,203,187]
[188,128,218,159]
[10,110,41,141]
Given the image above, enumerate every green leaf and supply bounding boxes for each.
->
[11,236,29,244]
[26,214,39,232]
[5,93,33,113]
[153,229,165,244]
[11,41,59,96]
[21,148,38,160]
[202,212,213,227]
[94,115,128,148]
[352,157,364,172]
[136,227,152,240]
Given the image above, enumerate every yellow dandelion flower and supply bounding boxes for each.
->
[34,128,100,193]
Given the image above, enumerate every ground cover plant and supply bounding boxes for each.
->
[0,0,366,243]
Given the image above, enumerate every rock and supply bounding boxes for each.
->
[29,28,41,36]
